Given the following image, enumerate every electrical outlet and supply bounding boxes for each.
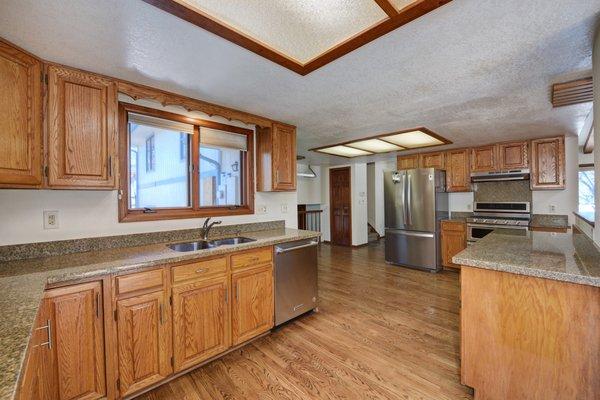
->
[549,204,556,213]
[256,205,267,214]
[281,204,288,213]
[44,210,59,229]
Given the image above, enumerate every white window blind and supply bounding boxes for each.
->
[200,127,247,151]
[129,113,194,135]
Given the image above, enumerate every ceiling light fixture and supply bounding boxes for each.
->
[346,139,404,153]
[314,145,372,158]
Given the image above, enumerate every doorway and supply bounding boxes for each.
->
[329,167,352,246]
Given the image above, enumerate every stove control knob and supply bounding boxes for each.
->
[503,220,509,225]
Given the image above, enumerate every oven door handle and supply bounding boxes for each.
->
[468,224,528,230]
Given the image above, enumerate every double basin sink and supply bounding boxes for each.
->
[168,236,256,252]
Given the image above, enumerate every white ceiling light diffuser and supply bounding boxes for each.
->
[346,139,404,153]
[315,145,372,158]
[382,130,444,148]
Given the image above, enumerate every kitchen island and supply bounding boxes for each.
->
[454,230,600,399]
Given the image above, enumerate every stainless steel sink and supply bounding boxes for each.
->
[210,237,256,246]
[168,241,216,252]
[168,237,256,252]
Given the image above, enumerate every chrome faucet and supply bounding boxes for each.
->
[201,217,222,240]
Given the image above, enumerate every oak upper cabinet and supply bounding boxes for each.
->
[397,154,419,170]
[470,145,498,172]
[445,149,471,192]
[0,39,43,187]
[419,151,445,169]
[530,136,565,190]
[257,122,296,191]
[231,264,274,345]
[46,65,118,189]
[498,141,528,170]
[172,275,230,372]
[114,269,172,397]
[18,282,106,400]
[441,221,467,269]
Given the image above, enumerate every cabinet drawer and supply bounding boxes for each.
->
[231,247,272,270]
[172,257,228,284]
[441,220,466,232]
[115,268,164,296]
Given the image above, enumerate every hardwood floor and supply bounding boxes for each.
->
[138,241,473,400]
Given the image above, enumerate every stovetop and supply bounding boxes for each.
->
[467,201,531,227]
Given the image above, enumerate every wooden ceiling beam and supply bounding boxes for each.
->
[373,0,399,17]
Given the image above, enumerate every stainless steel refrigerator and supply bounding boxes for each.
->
[384,168,448,272]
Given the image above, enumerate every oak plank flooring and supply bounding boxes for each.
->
[138,241,473,400]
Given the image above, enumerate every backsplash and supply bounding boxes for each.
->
[474,181,532,202]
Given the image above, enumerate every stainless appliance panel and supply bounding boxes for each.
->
[384,171,408,230]
[274,239,318,326]
[467,224,528,242]
[385,229,438,271]
[405,168,436,232]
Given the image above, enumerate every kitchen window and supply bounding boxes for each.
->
[578,165,595,221]
[118,103,254,222]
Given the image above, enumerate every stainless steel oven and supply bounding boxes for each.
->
[467,223,528,242]
[467,201,531,243]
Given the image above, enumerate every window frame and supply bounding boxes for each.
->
[118,102,255,222]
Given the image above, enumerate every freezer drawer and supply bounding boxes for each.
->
[274,239,319,326]
[385,229,440,272]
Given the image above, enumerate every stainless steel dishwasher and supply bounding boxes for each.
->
[274,239,319,326]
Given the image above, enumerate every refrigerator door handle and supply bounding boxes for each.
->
[407,174,412,226]
[386,229,434,238]
[401,173,407,223]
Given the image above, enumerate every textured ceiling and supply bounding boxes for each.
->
[0,0,597,165]
[180,0,388,63]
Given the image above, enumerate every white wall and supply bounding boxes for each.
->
[531,135,578,225]
[296,164,322,205]
[320,163,368,246]
[367,163,375,227]
[0,98,298,246]
[448,192,474,213]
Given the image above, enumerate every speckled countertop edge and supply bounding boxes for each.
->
[0,228,320,400]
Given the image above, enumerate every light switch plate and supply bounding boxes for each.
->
[44,210,59,229]
[256,205,267,214]
[281,204,288,213]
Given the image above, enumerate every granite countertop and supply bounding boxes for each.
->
[529,214,569,230]
[0,227,319,400]
[454,230,600,287]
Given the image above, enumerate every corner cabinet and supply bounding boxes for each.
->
[0,39,43,187]
[530,136,565,190]
[18,282,106,400]
[46,65,118,189]
[257,122,297,191]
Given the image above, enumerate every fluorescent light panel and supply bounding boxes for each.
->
[382,130,443,148]
[316,145,372,157]
[346,139,404,153]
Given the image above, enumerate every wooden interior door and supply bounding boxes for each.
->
[116,291,171,397]
[329,167,352,246]
[45,282,106,400]
[231,265,274,345]
[47,65,117,188]
[0,39,42,187]
[272,123,296,190]
[172,276,230,372]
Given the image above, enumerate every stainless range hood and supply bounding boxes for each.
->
[470,169,530,182]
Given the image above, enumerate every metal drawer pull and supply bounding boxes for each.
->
[293,303,304,311]
[33,320,52,349]
[249,256,259,262]
[195,268,207,274]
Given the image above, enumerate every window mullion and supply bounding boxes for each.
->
[191,125,200,210]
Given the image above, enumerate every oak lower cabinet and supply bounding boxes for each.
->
[46,65,118,189]
[172,275,230,372]
[440,220,467,269]
[115,288,172,397]
[231,264,274,346]
[18,282,106,400]
[0,39,43,187]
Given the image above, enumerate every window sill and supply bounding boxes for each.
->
[573,211,595,228]
[119,206,254,223]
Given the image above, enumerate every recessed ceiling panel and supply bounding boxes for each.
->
[316,145,372,157]
[180,0,388,63]
[347,139,403,153]
[383,130,444,148]
[390,0,420,12]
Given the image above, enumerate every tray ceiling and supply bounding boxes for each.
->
[142,0,451,74]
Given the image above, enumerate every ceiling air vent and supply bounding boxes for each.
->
[552,77,593,108]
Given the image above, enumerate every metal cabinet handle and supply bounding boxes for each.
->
[33,320,52,349]
[293,303,304,311]
[195,268,207,274]
[249,256,259,262]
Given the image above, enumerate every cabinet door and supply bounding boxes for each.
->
[397,154,419,170]
[172,276,230,372]
[272,123,296,190]
[446,149,471,192]
[47,65,117,188]
[18,282,106,400]
[419,152,445,169]
[530,136,565,190]
[441,223,466,269]
[116,291,171,397]
[471,145,497,172]
[0,39,42,186]
[498,141,528,170]
[231,265,274,345]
